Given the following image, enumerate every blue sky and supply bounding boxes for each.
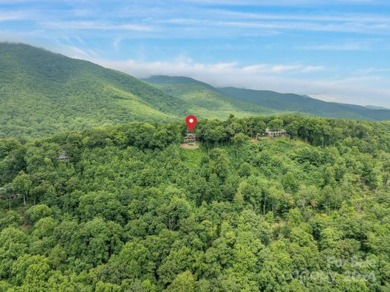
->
[1,0,390,107]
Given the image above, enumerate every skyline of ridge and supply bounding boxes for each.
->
[1,41,390,112]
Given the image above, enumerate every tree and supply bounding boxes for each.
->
[286,120,300,139]
[78,191,127,224]
[11,254,50,287]
[105,241,154,283]
[267,119,284,131]
[26,204,52,223]
[166,271,196,292]
[73,218,123,269]
[158,245,200,287]
[232,133,249,156]
[95,281,121,292]
[0,227,30,279]
[12,171,32,205]
[30,216,58,255]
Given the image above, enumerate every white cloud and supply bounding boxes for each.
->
[181,0,387,6]
[43,21,156,32]
[0,10,36,22]
[158,15,390,36]
[92,57,324,78]
[241,64,325,74]
[298,43,372,51]
[3,1,389,39]
[61,45,99,58]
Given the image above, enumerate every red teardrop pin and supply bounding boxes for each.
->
[185,115,197,132]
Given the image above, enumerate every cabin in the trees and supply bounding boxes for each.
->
[256,128,287,139]
[184,133,196,144]
[265,127,287,137]
[57,150,69,162]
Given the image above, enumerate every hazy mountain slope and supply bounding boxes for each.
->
[145,75,390,121]
[218,87,390,121]
[144,76,274,118]
[365,105,389,110]
[0,43,187,139]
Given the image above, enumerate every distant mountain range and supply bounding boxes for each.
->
[365,105,389,110]
[0,43,389,139]
[145,75,390,121]
[143,76,272,118]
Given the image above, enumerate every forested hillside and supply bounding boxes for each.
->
[0,43,185,139]
[0,115,389,291]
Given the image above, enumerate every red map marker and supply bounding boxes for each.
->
[185,115,197,132]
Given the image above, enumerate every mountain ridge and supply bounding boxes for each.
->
[1,43,389,140]
[217,86,390,120]
[0,43,188,139]
[144,75,390,121]
[143,75,274,118]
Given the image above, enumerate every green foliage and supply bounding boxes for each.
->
[166,271,196,292]
[26,204,52,223]
[0,115,389,290]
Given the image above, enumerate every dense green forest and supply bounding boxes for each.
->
[1,114,389,291]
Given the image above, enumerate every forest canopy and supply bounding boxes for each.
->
[0,114,389,291]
